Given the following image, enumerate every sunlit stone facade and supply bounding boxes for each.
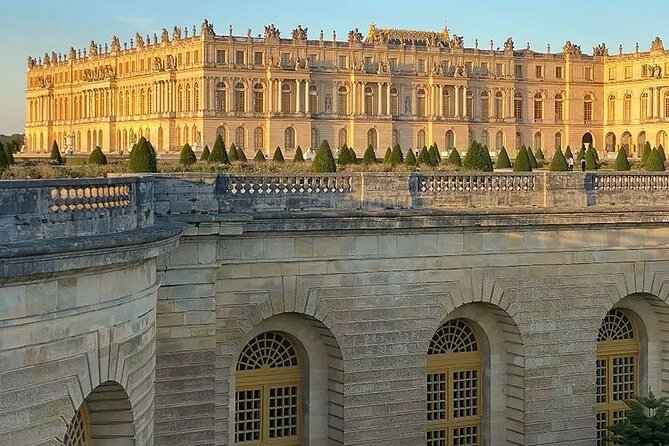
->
[23,22,669,157]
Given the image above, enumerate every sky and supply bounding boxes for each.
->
[1,0,667,134]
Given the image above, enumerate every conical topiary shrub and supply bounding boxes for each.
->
[513,146,532,172]
[383,147,392,163]
[614,147,631,171]
[585,146,599,170]
[337,144,353,165]
[228,143,239,162]
[209,134,229,164]
[293,145,305,162]
[417,146,433,166]
[348,147,358,164]
[254,149,266,162]
[548,148,567,172]
[645,148,665,171]
[88,146,108,165]
[313,140,336,172]
[200,145,210,162]
[129,137,157,173]
[495,147,512,169]
[2,141,14,165]
[405,148,417,166]
[237,146,247,162]
[429,143,441,165]
[642,141,652,164]
[50,141,63,165]
[463,142,493,171]
[658,144,667,163]
[576,146,586,163]
[448,148,462,167]
[273,146,285,163]
[0,147,8,170]
[535,147,545,161]
[564,145,573,160]
[179,143,197,166]
[483,145,493,171]
[362,145,377,164]
[388,143,404,166]
[527,146,538,169]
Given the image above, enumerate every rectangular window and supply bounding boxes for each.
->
[417,59,426,73]
[186,52,191,65]
[584,101,592,121]
[364,56,373,71]
[480,62,489,75]
[389,58,398,71]
[140,59,145,72]
[496,63,503,76]
[555,66,563,79]
[465,61,473,74]
[338,55,347,69]
[625,66,632,79]
[216,49,226,64]
[281,52,291,66]
[254,51,263,65]
[535,65,543,78]
[515,64,523,78]
[641,64,648,78]
[555,101,563,121]
[308,53,317,67]
[608,67,615,80]
[236,50,245,64]
[177,54,182,66]
[585,67,593,81]
[194,50,199,64]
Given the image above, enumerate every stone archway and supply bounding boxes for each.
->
[582,132,594,148]
[605,132,616,152]
[64,381,135,446]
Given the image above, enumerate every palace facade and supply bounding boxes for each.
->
[23,21,669,157]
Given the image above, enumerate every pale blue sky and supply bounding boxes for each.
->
[0,0,666,133]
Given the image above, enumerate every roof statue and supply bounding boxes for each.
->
[264,24,280,39]
[89,41,98,57]
[161,28,169,43]
[201,19,215,36]
[504,37,514,52]
[111,36,121,52]
[563,40,582,55]
[593,43,608,56]
[173,26,181,40]
[450,35,464,49]
[69,47,77,60]
[292,25,308,41]
[136,33,145,49]
[651,36,664,52]
[348,28,363,43]
[364,22,450,47]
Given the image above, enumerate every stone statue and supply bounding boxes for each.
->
[69,47,77,60]
[161,28,169,43]
[51,51,58,64]
[348,28,363,43]
[320,30,324,41]
[136,33,145,49]
[504,37,514,52]
[325,94,332,112]
[89,41,98,57]
[27,56,34,68]
[173,26,181,40]
[111,36,121,52]
[264,24,280,39]
[154,57,164,71]
[450,35,464,49]
[291,25,308,41]
[593,43,608,56]
[405,96,411,114]
[651,36,664,52]
[43,52,50,65]
[247,28,252,40]
[166,54,176,70]
[201,19,215,36]
[563,41,582,55]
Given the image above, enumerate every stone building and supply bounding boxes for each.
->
[22,21,669,157]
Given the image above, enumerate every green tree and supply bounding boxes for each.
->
[417,146,433,166]
[337,144,354,165]
[388,143,404,166]
[576,146,586,163]
[348,146,358,164]
[607,392,669,446]
[209,134,229,164]
[645,148,666,171]
[463,142,493,171]
[237,146,248,162]
[535,147,545,161]
[513,146,532,172]
[293,145,305,163]
[1,140,14,165]
[254,149,266,162]
[383,147,392,163]
[362,145,377,164]
[526,146,539,168]
[585,146,599,170]
[614,147,631,171]
[429,143,441,164]
[495,147,512,169]
[405,148,417,166]
[273,146,285,163]
[179,143,197,166]
[228,143,239,162]
[128,137,157,173]
[658,144,666,163]
[200,145,210,162]
[313,140,337,172]
[0,146,8,170]
[88,146,108,165]
[447,148,462,167]
[50,141,63,164]
[642,141,653,164]
[548,148,567,172]
[564,145,573,160]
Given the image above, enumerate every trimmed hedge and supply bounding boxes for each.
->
[405,148,417,166]
[512,146,532,172]
[254,149,266,162]
[337,144,356,165]
[293,145,305,162]
[535,147,545,160]
[179,144,197,166]
[209,134,229,164]
[362,145,377,164]
[200,145,210,161]
[88,146,108,165]
[642,141,652,164]
[548,148,567,172]
[463,142,493,171]
[526,146,538,168]
[313,140,337,172]
[447,148,462,167]
[585,146,599,170]
[273,146,285,163]
[237,146,248,162]
[388,143,404,166]
[658,144,666,163]
[494,147,511,169]
[129,137,157,173]
[228,143,239,162]
[429,143,441,164]
[564,145,573,160]
[645,148,665,171]
[50,141,63,164]
[383,147,392,164]
[417,146,433,166]
[614,147,631,171]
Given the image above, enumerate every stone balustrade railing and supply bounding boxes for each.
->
[593,172,669,191]
[227,174,353,195]
[0,177,154,244]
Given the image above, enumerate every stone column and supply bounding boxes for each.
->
[439,85,444,117]
[305,80,310,113]
[268,79,273,113]
[278,80,283,113]
[657,87,662,119]
[412,86,417,116]
[463,86,468,118]
[649,87,654,119]
[454,86,460,117]
[377,83,383,115]
[386,83,391,115]
[296,80,302,113]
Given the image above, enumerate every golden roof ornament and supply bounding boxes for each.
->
[364,22,450,47]
[651,37,664,52]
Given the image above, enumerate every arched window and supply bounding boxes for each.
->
[466,90,474,118]
[516,132,523,148]
[367,128,378,150]
[125,91,130,116]
[194,83,199,111]
[176,126,181,148]
[468,130,475,146]
[443,90,451,118]
[158,127,164,151]
[513,92,523,121]
[235,126,245,148]
[254,126,264,150]
[555,132,562,150]
[337,86,348,115]
[495,92,503,119]
[480,91,489,120]
[607,95,616,124]
[534,131,542,149]
[365,86,374,116]
[417,129,426,149]
[427,319,482,445]
[253,83,264,113]
[337,128,347,148]
[236,332,301,445]
[445,130,455,150]
[390,88,399,116]
[282,83,292,113]
[235,82,246,113]
[534,93,543,121]
[596,309,639,445]
[284,127,296,149]
[147,88,152,114]
[623,94,631,124]
[186,83,191,112]
[216,126,227,142]
[392,129,400,147]
[481,130,489,148]
[496,131,504,150]
[417,88,427,117]
[216,82,227,112]
[664,92,669,119]
[311,128,319,149]
[308,86,318,113]
[555,94,563,122]
[640,92,648,122]
[140,89,146,115]
[584,94,593,122]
